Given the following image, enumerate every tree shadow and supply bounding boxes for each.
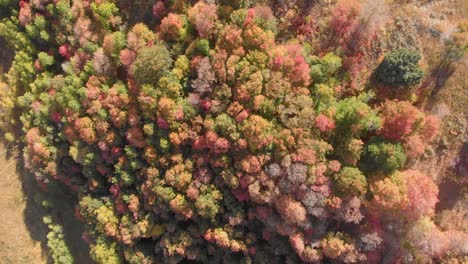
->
[4,145,93,264]
[435,141,467,212]
[428,61,457,97]
[117,0,160,28]
[0,37,14,77]
[454,141,468,178]
[412,59,459,108]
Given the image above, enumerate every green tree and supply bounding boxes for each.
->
[333,95,381,139]
[359,138,407,175]
[310,52,342,85]
[195,191,222,219]
[214,113,239,140]
[334,167,367,196]
[43,216,74,264]
[374,49,424,87]
[0,0,18,19]
[91,2,120,29]
[90,236,122,264]
[38,52,54,68]
[131,45,172,85]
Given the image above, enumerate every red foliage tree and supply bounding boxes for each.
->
[329,0,361,45]
[315,114,336,132]
[160,13,184,41]
[379,100,420,141]
[152,1,166,20]
[401,170,438,219]
[271,44,311,87]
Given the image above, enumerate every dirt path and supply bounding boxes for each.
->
[0,147,47,264]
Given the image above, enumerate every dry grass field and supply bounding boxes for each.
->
[0,146,47,264]
[0,146,92,264]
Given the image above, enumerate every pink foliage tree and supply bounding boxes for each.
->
[401,170,438,219]
[315,114,336,132]
[187,2,218,38]
[160,13,184,41]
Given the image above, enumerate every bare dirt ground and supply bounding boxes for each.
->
[0,145,93,264]
[0,146,47,264]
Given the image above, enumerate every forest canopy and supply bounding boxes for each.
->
[0,0,465,263]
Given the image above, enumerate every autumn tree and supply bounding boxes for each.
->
[159,13,185,41]
[187,1,218,38]
[0,1,449,263]
[370,172,408,212]
[378,100,420,141]
[333,167,367,197]
[401,170,438,219]
[131,44,172,85]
